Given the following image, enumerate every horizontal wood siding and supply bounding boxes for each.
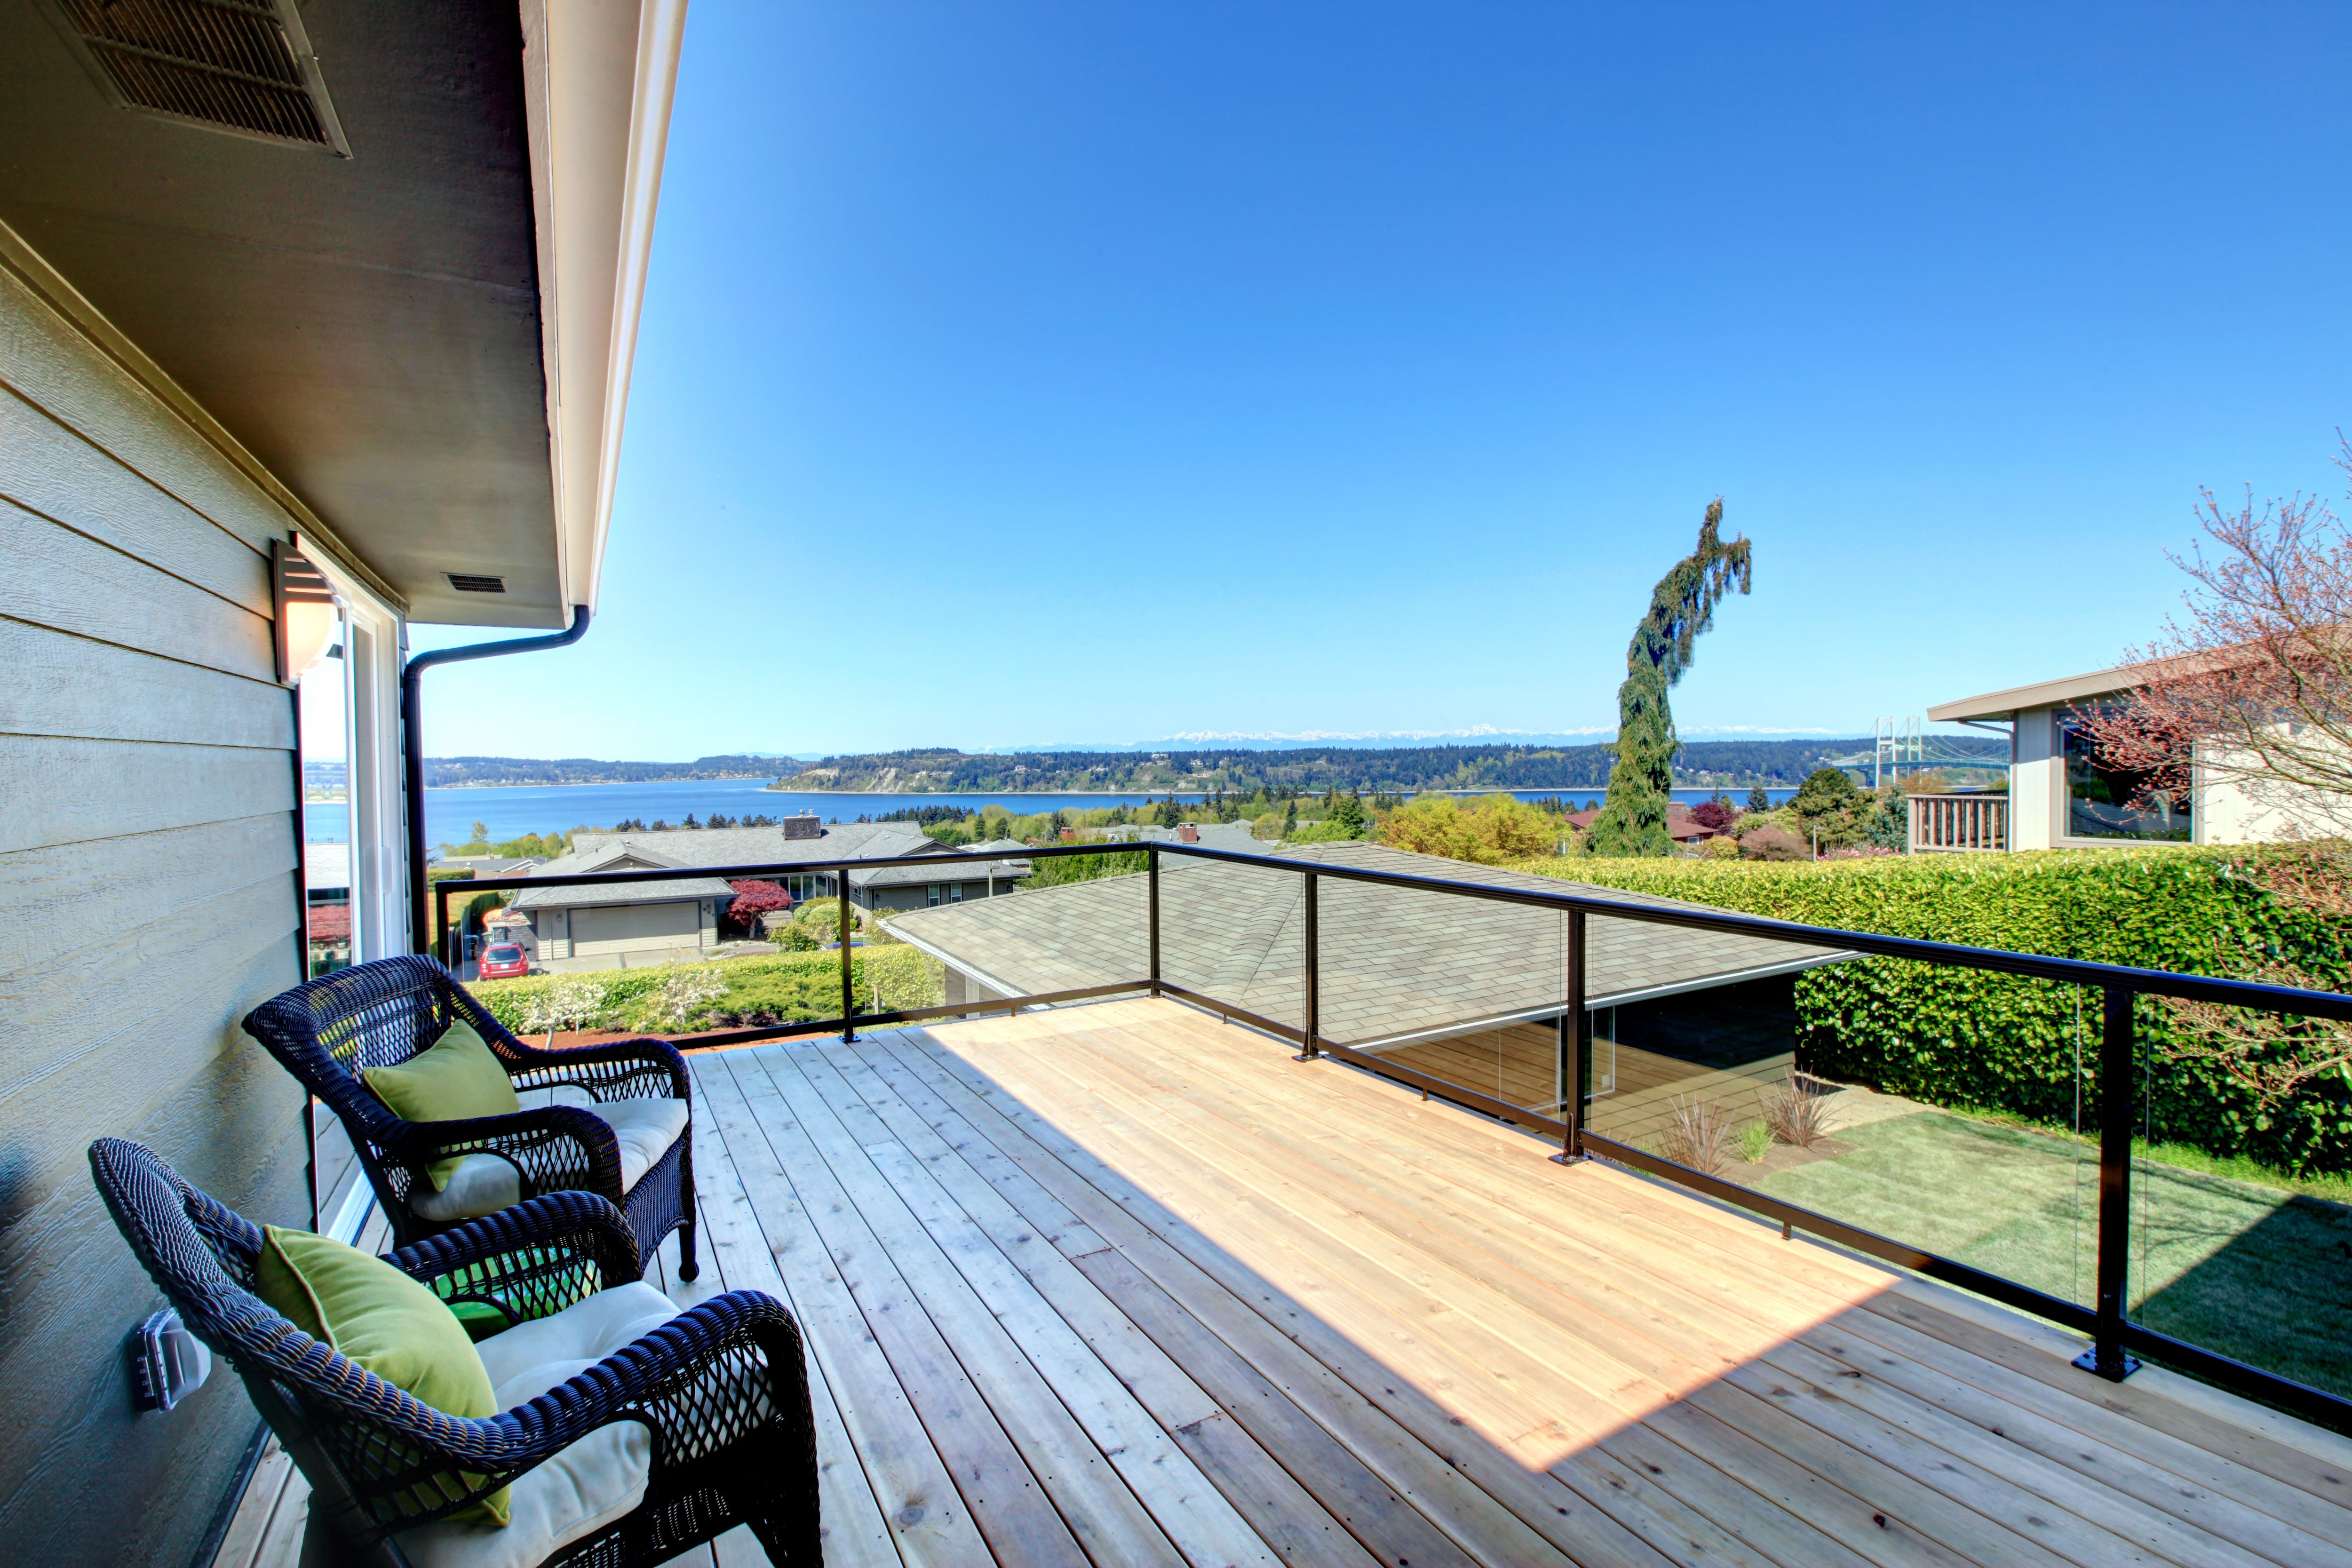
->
[0,262,310,1567]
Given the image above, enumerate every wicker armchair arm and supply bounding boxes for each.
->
[506,1035,691,1103]
[385,1106,624,1202]
[385,1191,644,1313]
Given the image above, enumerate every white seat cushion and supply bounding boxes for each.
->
[473,1281,680,1392]
[409,1090,688,1224]
[390,1351,656,1568]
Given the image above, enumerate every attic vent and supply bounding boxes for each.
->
[52,0,350,155]
[445,573,507,595]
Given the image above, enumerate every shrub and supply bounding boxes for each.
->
[1702,834,1742,861]
[1510,846,2352,1173]
[1739,1119,1773,1163]
[1739,825,1807,861]
[1657,1095,1735,1175]
[1759,1072,1833,1147]
[1379,793,1555,864]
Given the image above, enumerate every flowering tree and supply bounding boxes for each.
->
[2073,445,2352,1109]
[726,879,791,935]
[516,975,611,1047]
[2072,444,2352,836]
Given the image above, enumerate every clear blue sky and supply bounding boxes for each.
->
[410,0,2352,761]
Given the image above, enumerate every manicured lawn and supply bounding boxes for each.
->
[1755,1111,2352,1399]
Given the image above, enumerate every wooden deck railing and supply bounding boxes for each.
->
[1909,791,2008,852]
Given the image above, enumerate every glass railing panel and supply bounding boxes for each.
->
[2131,990,2352,1399]
[887,846,1151,1019]
[1156,852,1306,1033]
[1587,955,2099,1313]
[1317,875,1568,1117]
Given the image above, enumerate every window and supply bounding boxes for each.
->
[949,883,964,903]
[2059,711,2191,841]
[926,884,943,907]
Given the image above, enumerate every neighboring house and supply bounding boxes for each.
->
[1564,805,1721,847]
[435,854,543,878]
[0,7,683,1555]
[888,841,1853,1149]
[566,820,945,905]
[1102,821,1266,851]
[1928,660,2336,850]
[506,844,735,972]
[851,841,1034,913]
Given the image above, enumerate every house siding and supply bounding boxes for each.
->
[0,259,314,1566]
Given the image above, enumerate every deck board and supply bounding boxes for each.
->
[230,996,2352,1568]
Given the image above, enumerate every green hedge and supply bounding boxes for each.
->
[1508,848,2352,1173]
[470,945,943,1035]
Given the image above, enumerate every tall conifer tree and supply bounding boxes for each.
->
[1589,500,1753,857]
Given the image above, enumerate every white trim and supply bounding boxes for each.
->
[885,927,1026,1003]
[518,0,687,621]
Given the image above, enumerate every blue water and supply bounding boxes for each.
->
[304,780,1207,846]
[302,780,1796,845]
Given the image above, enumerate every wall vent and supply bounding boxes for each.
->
[445,573,507,595]
[48,0,351,155]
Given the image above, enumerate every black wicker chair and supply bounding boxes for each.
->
[243,956,697,1277]
[89,1138,816,1567]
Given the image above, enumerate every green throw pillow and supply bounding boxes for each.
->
[362,1017,521,1190]
[257,1226,510,1526]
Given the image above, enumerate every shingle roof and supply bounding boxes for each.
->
[507,843,735,909]
[566,820,933,870]
[850,843,1027,889]
[887,841,1852,1046]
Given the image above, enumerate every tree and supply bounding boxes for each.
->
[1747,784,1772,814]
[1327,791,1368,837]
[726,879,792,935]
[2073,445,2352,837]
[1589,500,1754,857]
[1156,796,1185,829]
[1687,796,1736,833]
[2069,451,2352,1109]
[470,820,490,844]
[1377,794,1554,864]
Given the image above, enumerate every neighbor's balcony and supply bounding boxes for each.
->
[1909,791,2009,852]
[224,842,2352,1565]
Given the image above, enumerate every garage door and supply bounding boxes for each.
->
[570,901,699,956]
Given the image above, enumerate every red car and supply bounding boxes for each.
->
[478,942,530,979]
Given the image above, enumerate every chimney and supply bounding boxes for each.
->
[1059,828,1076,842]
[1178,824,1199,843]
[783,813,821,841]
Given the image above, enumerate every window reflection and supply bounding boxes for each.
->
[2060,713,2190,841]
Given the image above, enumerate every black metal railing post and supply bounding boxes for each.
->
[1296,870,1320,1060]
[1147,844,1162,996]
[1552,907,1588,1164]
[838,865,857,1043]
[2077,985,2140,1381]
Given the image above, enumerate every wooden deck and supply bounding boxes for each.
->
[229,996,2352,1567]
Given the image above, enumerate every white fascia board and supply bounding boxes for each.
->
[519,0,687,623]
[883,927,1026,1003]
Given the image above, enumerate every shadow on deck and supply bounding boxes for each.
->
[227,996,2352,1568]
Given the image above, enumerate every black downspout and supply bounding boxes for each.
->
[402,606,591,955]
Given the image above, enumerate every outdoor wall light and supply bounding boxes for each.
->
[273,535,341,685]
[129,1308,210,1412]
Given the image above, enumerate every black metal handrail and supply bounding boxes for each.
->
[430,836,2352,1430]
